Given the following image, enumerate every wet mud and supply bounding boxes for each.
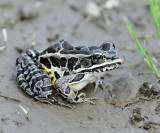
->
[0,0,160,132]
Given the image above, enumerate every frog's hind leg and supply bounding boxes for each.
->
[16,52,74,109]
[35,96,75,109]
[16,55,36,97]
[16,52,51,99]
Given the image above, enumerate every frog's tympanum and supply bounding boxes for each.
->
[16,40,124,108]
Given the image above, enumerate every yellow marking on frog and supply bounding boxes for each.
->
[39,64,56,88]
[72,83,79,86]
[23,74,26,79]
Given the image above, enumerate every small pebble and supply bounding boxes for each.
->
[85,1,100,19]
[104,0,120,10]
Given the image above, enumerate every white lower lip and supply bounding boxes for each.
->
[75,58,124,73]
[89,58,123,70]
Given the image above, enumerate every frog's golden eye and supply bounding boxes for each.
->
[92,53,104,63]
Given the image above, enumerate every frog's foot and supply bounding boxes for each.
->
[73,97,98,105]
[35,96,75,109]
[75,93,98,104]
[94,79,105,92]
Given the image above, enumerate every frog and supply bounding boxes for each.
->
[16,40,124,108]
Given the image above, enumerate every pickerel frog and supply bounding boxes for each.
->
[16,40,124,108]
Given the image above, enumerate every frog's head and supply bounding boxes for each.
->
[40,40,124,76]
[74,42,124,73]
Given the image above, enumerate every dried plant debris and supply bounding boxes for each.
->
[2,28,7,45]
[19,104,29,120]
[130,108,145,125]
[0,46,6,52]
[138,81,160,100]
[0,93,21,102]
[0,28,8,52]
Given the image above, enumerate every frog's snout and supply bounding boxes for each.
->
[113,53,125,65]
[119,55,125,63]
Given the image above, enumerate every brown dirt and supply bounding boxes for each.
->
[0,0,160,133]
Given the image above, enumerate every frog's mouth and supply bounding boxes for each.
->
[80,56,124,73]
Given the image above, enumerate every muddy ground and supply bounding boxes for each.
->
[0,0,160,132]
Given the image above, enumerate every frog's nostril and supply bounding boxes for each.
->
[112,44,115,49]
[116,56,125,63]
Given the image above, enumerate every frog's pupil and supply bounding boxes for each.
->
[94,54,101,59]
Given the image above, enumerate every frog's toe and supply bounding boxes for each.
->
[49,97,75,109]
[65,104,75,109]
[35,96,75,109]
[59,102,75,109]
[84,97,98,105]
[88,100,95,105]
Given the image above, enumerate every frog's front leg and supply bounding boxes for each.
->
[94,78,105,92]
[54,74,97,104]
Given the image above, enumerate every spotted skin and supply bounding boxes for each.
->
[16,40,124,108]
[16,52,52,96]
[16,50,74,108]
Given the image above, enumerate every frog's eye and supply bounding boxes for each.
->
[92,53,104,63]
[100,42,115,51]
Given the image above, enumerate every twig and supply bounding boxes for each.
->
[0,94,21,102]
